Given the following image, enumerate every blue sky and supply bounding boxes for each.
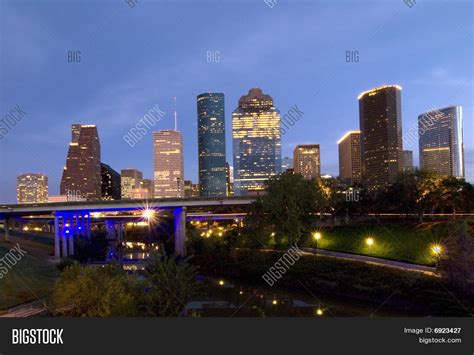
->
[0,0,472,203]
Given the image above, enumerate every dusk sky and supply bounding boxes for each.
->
[0,0,472,203]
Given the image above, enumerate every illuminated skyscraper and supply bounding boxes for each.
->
[403,150,414,172]
[294,144,321,180]
[338,131,361,183]
[101,163,121,200]
[358,85,403,190]
[418,106,464,177]
[232,88,281,196]
[121,169,143,199]
[153,130,184,198]
[197,93,227,198]
[60,124,101,200]
[16,173,48,203]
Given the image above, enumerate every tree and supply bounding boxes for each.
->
[437,221,474,294]
[440,177,472,216]
[52,264,144,316]
[246,172,324,247]
[144,252,199,316]
[382,170,442,222]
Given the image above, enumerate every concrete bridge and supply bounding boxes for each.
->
[0,197,253,260]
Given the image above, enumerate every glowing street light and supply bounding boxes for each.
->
[218,280,224,286]
[142,209,155,221]
[272,299,278,305]
[431,244,442,256]
[365,237,374,246]
[316,308,323,316]
[313,232,322,240]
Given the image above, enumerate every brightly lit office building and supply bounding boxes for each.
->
[232,88,281,196]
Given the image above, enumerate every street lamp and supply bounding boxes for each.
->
[313,232,322,249]
[431,244,442,256]
[365,237,374,246]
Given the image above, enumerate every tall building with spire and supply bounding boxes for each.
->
[232,88,281,196]
[418,106,464,177]
[197,92,227,198]
[358,85,403,191]
[60,124,101,200]
[153,130,184,198]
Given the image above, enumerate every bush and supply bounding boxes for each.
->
[52,264,145,316]
[144,252,200,316]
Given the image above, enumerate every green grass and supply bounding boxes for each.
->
[304,223,448,266]
[0,246,58,310]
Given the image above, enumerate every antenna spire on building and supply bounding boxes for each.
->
[173,96,178,131]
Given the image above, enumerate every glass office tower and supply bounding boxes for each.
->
[232,88,281,196]
[418,106,464,177]
[197,93,227,198]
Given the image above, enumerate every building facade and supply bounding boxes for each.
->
[293,144,321,180]
[17,173,48,203]
[225,162,234,197]
[184,180,200,198]
[140,179,154,198]
[60,124,101,200]
[418,106,464,177]
[197,93,227,198]
[232,88,281,196]
[358,85,403,190]
[121,169,143,199]
[281,156,294,172]
[153,130,185,198]
[337,131,361,183]
[403,150,414,172]
[101,163,121,200]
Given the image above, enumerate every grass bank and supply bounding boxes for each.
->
[302,222,463,266]
[0,244,58,310]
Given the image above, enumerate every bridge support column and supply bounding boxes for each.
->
[54,214,60,259]
[61,217,68,258]
[85,213,91,240]
[117,220,123,268]
[68,216,74,256]
[174,207,186,257]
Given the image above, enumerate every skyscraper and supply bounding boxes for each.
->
[153,130,184,198]
[418,106,464,177]
[121,169,143,199]
[358,85,403,190]
[197,93,227,198]
[403,150,414,172]
[232,88,281,196]
[17,173,48,203]
[60,124,101,200]
[101,163,121,200]
[225,162,234,197]
[337,131,362,183]
[293,144,321,180]
[184,180,200,198]
[281,156,294,172]
[141,179,154,198]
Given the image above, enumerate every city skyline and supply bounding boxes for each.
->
[0,1,472,203]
